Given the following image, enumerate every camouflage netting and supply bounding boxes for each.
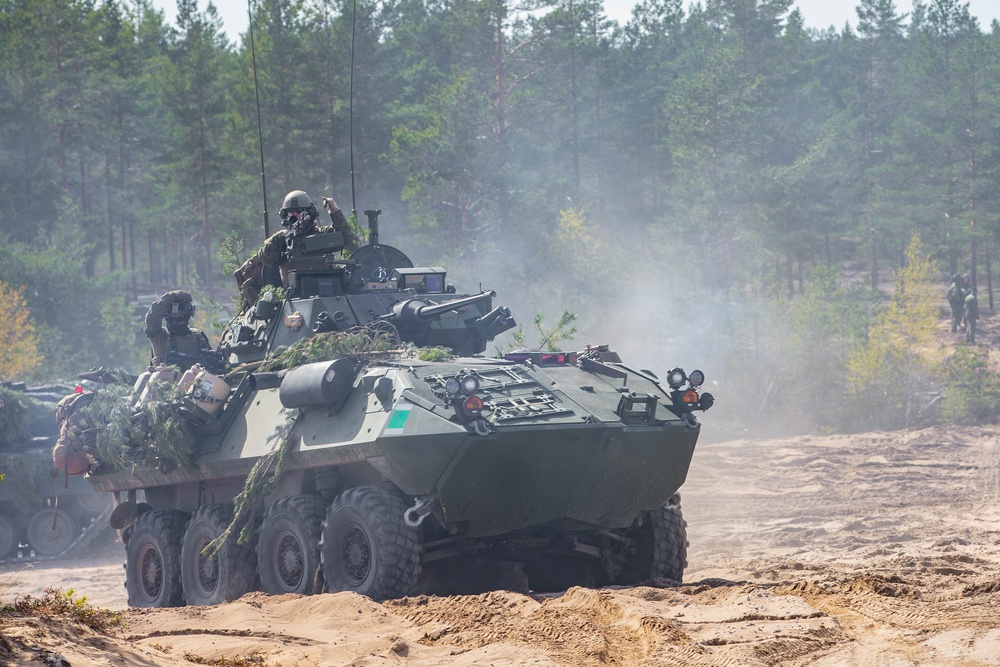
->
[83,382,197,474]
[228,322,451,378]
[3,449,47,513]
[0,387,50,449]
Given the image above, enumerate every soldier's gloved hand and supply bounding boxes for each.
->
[322,196,338,211]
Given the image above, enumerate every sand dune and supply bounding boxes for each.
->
[3,422,999,665]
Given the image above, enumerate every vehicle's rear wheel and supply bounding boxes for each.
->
[125,510,187,608]
[616,494,687,585]
[258,494,327,595]
[181,504,256,606]
[26,508,79,556]
[320,486,420,600]
[0,514,19,559]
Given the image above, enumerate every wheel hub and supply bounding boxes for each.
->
[139,544,164,600]
[275,531,304,590]
[196,539,220,594]
[340,524,371,585]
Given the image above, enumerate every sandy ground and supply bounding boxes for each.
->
[2,422,1000,666]
[2,308,999,665]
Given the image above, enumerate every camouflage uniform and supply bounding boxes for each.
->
[964,289,979,343]
[234,198,357,305]
[144,290,212,368]
[946,275,966,333]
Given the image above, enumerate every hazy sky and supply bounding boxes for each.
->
[153,0,1000,42]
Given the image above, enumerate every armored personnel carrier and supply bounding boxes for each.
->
[0,382,111,559]
[74,210,712,607]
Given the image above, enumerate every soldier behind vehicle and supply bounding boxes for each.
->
[144,290,212,371]
[964,287,979,343]
[947,274,967,333]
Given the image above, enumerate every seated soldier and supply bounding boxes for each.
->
[144,290,212,370]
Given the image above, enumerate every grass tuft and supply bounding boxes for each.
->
[0,588,123,633]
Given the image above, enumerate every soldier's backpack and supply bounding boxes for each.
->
[51,391,99,476]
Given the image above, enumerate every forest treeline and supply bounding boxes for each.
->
[1,0,999,435]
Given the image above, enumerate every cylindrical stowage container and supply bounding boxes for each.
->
[189,370,232,416]
[278,359,354,410]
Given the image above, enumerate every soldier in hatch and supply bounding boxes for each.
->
[234,190,358,306]
[144,290,212,370]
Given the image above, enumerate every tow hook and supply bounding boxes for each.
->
[404,495,438,527]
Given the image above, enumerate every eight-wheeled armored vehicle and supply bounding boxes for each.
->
[0,383,111,559]
[74,210,712,607]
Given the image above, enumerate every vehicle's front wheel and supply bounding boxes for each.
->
[181,504,256,606]
[258,494,327,595]
[320,486,420,601]
[616,494,687,585]
[125,510,187,608]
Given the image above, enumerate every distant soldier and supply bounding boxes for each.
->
[947,274,966,333]
[964,287,979,343]
[234,190,358,306]
[144,290,212,369]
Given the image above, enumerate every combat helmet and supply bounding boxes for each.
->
[166,295,195,332]
[279,190,319,226]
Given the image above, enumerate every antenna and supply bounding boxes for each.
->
[348,0,358,219]
[248,0,270,239]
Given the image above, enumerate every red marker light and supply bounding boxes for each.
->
[682,390,699,405]
[74,385,83,394]
[463,395,484,415]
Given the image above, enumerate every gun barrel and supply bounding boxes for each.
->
[413,290,496,320]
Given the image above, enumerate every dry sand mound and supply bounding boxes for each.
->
[3,421,1000,665]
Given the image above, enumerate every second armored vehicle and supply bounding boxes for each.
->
[0,383,110,559]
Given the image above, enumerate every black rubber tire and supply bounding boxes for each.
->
[181,503,257,606]
[26,508,79,556]
[0,514,18,559]
[617,494,688,585]
[319,486,420,601]
[125,510,187,608]
[258,494,328,595]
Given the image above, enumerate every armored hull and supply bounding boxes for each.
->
[80,224,710,605]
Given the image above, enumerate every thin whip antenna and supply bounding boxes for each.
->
[248,0,270,239]
[349,0,358,218]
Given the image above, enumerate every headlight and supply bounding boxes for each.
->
[460,375,480,395]
[445,378,461,394]
[666,368,687,389]
[688,369,705,387]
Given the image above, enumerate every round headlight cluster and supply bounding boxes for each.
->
[666,367,706,389]
[445,374,480,395]
[666,368,687,389]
